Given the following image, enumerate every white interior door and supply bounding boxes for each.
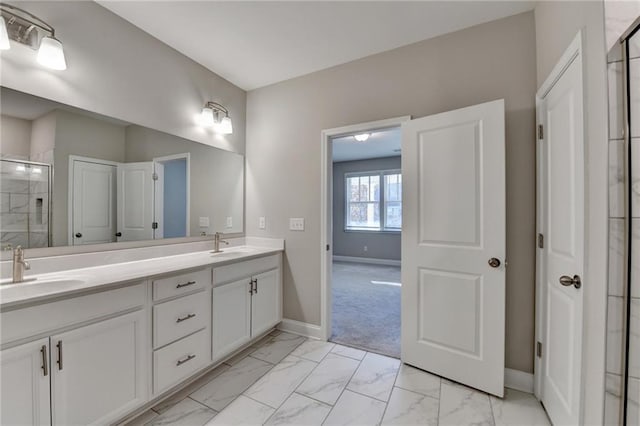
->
[401,99,506,397]
[71,160,116,245]
[153,161,165,239]
[537,39,584,426]
[116,162,154,242]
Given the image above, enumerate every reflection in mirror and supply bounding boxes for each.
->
[0,87,244,249]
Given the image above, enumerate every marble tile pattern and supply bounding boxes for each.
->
[125,332,550,426]
[250,332,306,364]
[609,139,625,219]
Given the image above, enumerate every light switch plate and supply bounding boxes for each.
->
[199,217,210,227]
[226,217,233,228]
[289,218,305,231]
[259,217,266,230]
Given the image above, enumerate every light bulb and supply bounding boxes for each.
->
[217,116,233,134]
[354,133,370,142]
[0,16,10,50]
[37,36,67,70]
[199,106,215,127]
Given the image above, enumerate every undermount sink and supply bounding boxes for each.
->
[210,248,257,257]
[0,276,85,288]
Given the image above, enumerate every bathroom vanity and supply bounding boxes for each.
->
[0,242,283,425]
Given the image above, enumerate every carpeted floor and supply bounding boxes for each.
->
[330,261,401,358]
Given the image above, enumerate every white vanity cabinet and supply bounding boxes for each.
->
[1,338,51,426]
[0,283,149,426]
[50,310,147,425]
[151,267,212,395]
[212,254,282,361]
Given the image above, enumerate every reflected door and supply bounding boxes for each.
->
[116,162,154,242]
[401,99,506,397]
[71,160,116,245]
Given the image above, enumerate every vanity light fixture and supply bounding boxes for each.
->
[200,101,233,135]
[353,133,370,142]
[0,16,9,50]
[0,3,67,70]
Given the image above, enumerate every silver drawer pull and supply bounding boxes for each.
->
[176,280,196,289]
[176,354,196,366]
[176,313,196,323]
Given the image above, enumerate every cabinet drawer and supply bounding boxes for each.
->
[153,329,210,395]
[152,268,210,302]
[153,291,209,349]
[213,254,280,286]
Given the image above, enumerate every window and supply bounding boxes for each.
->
[345,170,401,231]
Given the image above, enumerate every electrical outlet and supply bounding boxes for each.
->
[289,218,305,231]
[364,245,368,252]
[259,217,266,230]
[199,217,210,227]
[226,216,233,228]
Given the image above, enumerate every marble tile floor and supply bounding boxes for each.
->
[126,331,550,426]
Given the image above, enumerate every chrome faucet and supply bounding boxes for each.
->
[12,246,31,283]
[212,232,229,253]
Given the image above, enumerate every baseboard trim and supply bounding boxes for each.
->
[277,319,324,340]
[333,255,401,266]
[505,368,534,393]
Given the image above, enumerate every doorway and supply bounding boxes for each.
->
[330,126,403,357]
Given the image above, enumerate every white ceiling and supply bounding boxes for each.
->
[98,1,535,91]
[332,127,401,163]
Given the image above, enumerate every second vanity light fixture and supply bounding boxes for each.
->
[0,2,67,70]
[200,101,233,134]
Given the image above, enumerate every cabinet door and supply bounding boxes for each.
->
[1,338,51,426]
[212,279,252,360]
[51,310,148,426]
[251,269,282,337]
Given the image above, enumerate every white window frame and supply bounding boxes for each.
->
[344,169,401,233]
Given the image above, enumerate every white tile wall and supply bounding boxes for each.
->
[609,61,625,140]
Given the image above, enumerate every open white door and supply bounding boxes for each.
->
[536,34,584,425]
[71,159,117,245]
[153,161,165,239]
[401,99,506,397]
[116,162,154,242]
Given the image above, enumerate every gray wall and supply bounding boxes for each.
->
[246,11,537,373]
[52,110,127,246]
[534,1,608,422]
[0,115,31,159]
[125,125,244,236]
[333,156,401,260]
[0,1,246,155]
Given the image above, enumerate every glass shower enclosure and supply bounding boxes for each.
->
[0,159,51,249]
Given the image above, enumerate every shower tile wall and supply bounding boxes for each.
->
[0,162,50,249]
[606,30,640,425]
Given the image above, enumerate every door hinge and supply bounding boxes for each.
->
[152,222,158,229]
[538,124,544,140]
[537,341,543,358]
[152,172,158,181]
[538,233,544,249]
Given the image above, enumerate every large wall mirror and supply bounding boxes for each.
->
[0,87,244,250]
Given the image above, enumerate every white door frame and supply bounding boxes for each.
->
[534,30,585,408]
[68,155,120,246]
[319,116,411,341]
[152,153,191,236]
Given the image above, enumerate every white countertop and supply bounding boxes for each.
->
[0,245,282,310]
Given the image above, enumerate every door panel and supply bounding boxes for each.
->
[51,310,147,425]
[402,99,505,397]
[0,338,50,426]
[212,279,252,360]
[538,48,584,425]
[117,162,154,242]
[72,160,116,245]
[251,269,281,337]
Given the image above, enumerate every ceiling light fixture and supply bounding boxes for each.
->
[0,3,67,70]
[199,101,233,134]
[353,133,370,142]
